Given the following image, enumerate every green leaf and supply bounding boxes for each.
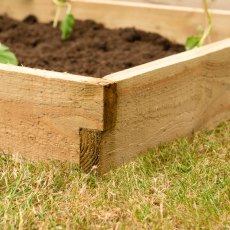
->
[185,36,201,50]
[61,14,75,40]
[0,43,18,65]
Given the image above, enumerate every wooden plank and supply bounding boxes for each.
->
[0,64,113,163]
[0,0,229,43]
[123,0,230,10]
[100,39,230,172]
[0,0,229,172]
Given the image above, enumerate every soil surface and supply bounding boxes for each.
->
[0,15,184,78]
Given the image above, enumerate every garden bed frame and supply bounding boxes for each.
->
[0,0,229,173]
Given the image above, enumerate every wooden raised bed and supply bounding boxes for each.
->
[0,0,229,173]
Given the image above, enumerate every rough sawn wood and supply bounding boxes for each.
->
[101,39,230,172]
[0,0,229,172]
[0,65,114,167]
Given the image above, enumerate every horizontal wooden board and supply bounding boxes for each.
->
[0,65,112,162]
[101,39,230,172]
[124,0,230,10]
[0,0,229,43]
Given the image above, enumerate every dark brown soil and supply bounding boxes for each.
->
[0,15,185,78]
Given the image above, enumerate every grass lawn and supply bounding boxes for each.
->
[0,121,229,229]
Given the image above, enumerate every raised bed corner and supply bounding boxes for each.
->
[0,0,229,173]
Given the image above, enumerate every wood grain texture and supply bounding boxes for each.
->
[0,0,229,43]
[100,39,230,172]
[0,0,229,172]
[80,129,102,171]
[0,65,112,162]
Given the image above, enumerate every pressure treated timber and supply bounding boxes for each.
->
[101,39,230,172]
[0,65,114,166]
[0,0,230,44]
[0,0,229,172]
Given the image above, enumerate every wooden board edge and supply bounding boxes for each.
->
[104,38,230,82]
[0,63,112,86]
[0,63,119,131]
[79,82,117,172]
[98,38,230,173]
[103,83,118,130]
[121,0,230,10]
[79,128,102,172]
[0,63,116,164]
[71,0,230,14]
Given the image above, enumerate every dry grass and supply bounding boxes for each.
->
[0,122,229,229]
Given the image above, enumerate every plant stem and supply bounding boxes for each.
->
[53,4,62,28]
[53,0,67,28]
[66,2,72,14]
[198,0,212,46]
